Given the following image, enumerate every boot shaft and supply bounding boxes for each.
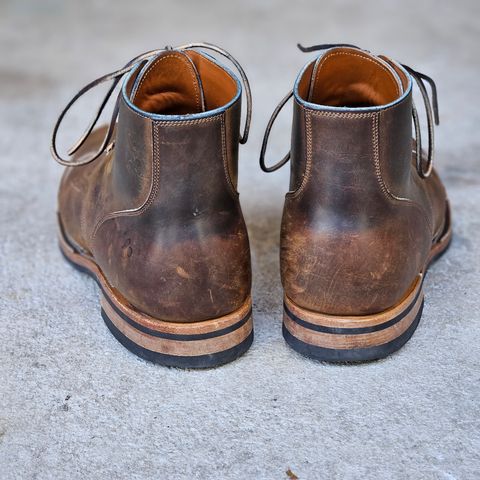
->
[57,46,252,324]
[112,49,242,213]
[281,47,442,316]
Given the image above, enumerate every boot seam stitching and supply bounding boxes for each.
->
[220,114,239,198]
[372,114,434,233]
[287,108,376,200]
[286,108,434,235]
[90,122,161,240]
[90,115,223,240]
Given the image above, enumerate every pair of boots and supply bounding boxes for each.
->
[51,42,451,368]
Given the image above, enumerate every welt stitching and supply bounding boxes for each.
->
[311,51,401,100]
[133,54,201,111]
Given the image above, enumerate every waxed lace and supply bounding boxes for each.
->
[51,43,252,167]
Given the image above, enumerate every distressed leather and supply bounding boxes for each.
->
[58,50,251,322]
[281,48,448,316]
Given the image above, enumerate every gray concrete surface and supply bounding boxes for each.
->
[1,1,479,478]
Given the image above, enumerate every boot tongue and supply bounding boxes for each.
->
[306,47,403,108]
[131,50,206,115]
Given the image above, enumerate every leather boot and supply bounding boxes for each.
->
[51,43,253,368]
[260,44,451,362]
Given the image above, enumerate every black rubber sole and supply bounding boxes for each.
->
[283,300,424,362]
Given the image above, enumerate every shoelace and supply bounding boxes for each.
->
[260,43,439,178]
[51,43,252,167]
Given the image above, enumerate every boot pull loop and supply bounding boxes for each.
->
[50,48,168,167]
[259,90,293,173]
[175,42,252,144]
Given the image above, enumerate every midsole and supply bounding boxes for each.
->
[102,295,252,356]
[283,281,424,350]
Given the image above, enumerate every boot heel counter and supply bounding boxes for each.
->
[93,110,251,322]
[282,104,431,316]
[281,193,431,316]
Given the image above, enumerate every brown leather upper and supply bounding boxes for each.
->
[281,47,448,316]
[58,49,251,322]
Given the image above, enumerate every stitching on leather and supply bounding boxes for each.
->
[151,115,221,126]
[302,96,408,116]
[91,123,161,240]
[287,106,376,199]
[310,110,374,119]
[127,91,238,122]
[90,115,224,239]
[220,114,238,198]
[302,110,313,196]
[132,53,201,112]
[287,106,434,234]
[310,51,401,102]
[372,114,433,232]
[287,106,313,199]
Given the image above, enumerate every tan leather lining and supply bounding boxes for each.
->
[379,55,409,91]
[185,51,238,111]
[131,50,237,115]
[298,48,403,108]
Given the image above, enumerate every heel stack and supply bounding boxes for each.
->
[282,275,424,362]
[101,293,253,368]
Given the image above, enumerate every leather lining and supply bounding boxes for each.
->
[131,50,237,115]
[298,48,403,108]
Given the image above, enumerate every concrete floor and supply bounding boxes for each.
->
[1,0,479,478]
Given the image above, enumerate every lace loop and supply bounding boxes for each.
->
[259,90,293,172]
[401,65,439,178]
[51,44,251,167]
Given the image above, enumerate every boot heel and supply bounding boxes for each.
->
[59,219,253,369]
[282,275,424,362]
[101,292,253,369]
